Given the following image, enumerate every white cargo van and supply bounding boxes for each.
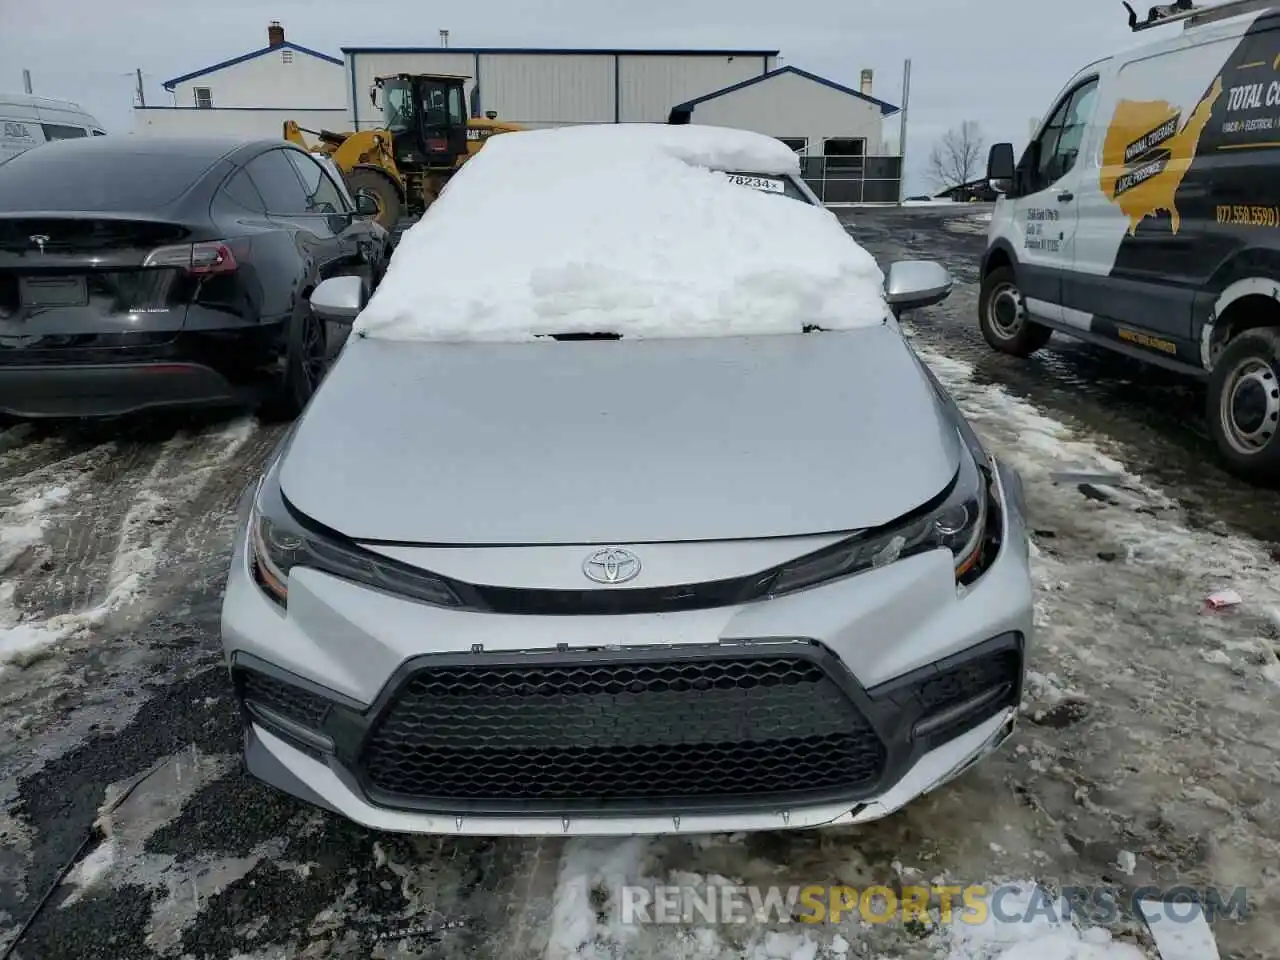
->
[0,93,105,164]
[979,0,1280,483]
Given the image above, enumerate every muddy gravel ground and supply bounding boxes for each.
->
[0,205,1277,960]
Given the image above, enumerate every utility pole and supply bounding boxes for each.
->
[898,59,911,203]
[135,67,146,108]
[22,69,32,94]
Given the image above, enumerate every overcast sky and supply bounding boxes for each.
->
[4,0,1140,193]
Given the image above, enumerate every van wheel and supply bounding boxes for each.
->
[1207,326,1280,485]
[979,267,1053,357]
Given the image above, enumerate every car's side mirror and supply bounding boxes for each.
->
[987,142,1016,195]
[310,275,365,324]
[884,260,953,316]
[354,192,380,218]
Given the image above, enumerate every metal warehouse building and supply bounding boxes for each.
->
[344,46,779,129]
[136,23,902,202]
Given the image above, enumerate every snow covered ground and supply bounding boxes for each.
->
[0,418,254,670]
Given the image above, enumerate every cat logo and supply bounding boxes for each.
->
[1099,76,1223,234]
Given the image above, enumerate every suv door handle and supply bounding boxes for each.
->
[1057,191,1075,202]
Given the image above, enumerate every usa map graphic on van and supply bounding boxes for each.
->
[1099,76,1223,235]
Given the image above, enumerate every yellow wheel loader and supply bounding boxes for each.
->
[283,73,523,229]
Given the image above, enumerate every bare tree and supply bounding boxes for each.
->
[927,122,987,191]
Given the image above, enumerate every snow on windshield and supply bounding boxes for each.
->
[354,123,889,342]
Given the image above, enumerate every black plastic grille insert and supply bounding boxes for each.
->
[359,654,886,809]
[237,669,331,730]
[914,649,1020,716]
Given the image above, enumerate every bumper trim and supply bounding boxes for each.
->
[245,707,1016,836]
[0,361,241,418]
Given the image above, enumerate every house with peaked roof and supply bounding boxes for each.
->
[669,65,898,157]
[134,22,347,139]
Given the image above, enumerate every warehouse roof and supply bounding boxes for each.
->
[674,65,900,116]
[340,46,780,56]
[163,42,343,90]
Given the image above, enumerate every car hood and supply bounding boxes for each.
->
[280,326,961,545]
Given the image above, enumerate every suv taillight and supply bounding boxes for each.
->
[143,241,238,275]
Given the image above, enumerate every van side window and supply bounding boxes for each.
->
[1029,78,1099,190]
[40,124,88,141]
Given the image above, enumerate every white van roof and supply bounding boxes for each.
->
[0,91,90,113]
[0,91,105,133]
[1112,0,1275,59]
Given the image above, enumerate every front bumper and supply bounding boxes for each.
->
[221,461,1034,836]
[244,705,1016,835]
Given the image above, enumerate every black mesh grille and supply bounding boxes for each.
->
[359,654,886,808]
[238,670,331,730]
[914,649,1020,716]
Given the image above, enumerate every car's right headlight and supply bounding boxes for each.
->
[766,444,996,598]
[247,456,462,609]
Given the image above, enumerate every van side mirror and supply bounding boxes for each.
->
[987,142,1016,194]
[884,260,953,316]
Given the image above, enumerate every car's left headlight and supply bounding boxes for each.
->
[767,444,995,597]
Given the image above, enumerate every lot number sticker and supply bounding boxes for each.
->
[723,174,786,194]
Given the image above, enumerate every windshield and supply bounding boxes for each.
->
[380,78,413,133]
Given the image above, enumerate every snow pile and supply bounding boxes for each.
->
[356,123,889,342]
[944,884,1145,959]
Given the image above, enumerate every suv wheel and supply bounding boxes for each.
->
[1207,326,1280,485]
[979,266,1053,357]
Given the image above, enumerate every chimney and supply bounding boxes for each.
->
[268,21,285,48]
[860,69,874,97]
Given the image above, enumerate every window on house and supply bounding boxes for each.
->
[194,87,213,109]
[778,137,808,153]
[281,49,294,64]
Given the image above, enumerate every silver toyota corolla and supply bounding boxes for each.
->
[221,127,1033,837]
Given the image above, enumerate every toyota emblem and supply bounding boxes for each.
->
[582,547,641,585]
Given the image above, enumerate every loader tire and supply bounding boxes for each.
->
[345,169,401,231]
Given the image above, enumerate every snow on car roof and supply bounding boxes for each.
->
[354,123,889,342]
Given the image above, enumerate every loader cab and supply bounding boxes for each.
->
[373,73,469,172]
